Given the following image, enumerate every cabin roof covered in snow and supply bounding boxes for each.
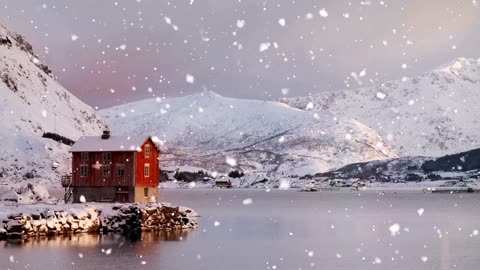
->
[70,135,160,152]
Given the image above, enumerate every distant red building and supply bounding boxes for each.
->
[69,130,160,203]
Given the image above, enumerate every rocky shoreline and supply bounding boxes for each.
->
[0,203,198,241]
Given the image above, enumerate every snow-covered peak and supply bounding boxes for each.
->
[435,57,479,73]
[281,57,480,157]
[101,92,397,176]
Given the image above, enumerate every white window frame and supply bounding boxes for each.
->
[145,145,151,158]
[144,163,150,178]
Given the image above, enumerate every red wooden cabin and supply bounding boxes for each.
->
[69,130,160,203]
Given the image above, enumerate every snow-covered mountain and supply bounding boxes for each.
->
[0,25,105,185]
[101,91,397,177]
[282,58,480,157]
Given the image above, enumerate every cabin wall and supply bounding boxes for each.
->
[135,139,160,187]
[72,186,135,203]
[134,186,159,203]
[72,186,115,203]
[72,151,135,187]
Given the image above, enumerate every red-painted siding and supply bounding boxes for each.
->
[72,151,135,187]
[135,138,160,187]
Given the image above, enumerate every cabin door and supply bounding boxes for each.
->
[115,187,130,203]
[115,192,129,203]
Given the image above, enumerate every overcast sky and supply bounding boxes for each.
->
[1,0,479,108]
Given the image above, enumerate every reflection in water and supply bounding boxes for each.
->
[2,190,480,270]
[1,229,191,249]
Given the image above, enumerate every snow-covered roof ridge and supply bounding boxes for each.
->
[70,135,160,152]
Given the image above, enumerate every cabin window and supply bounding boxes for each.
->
[102,165,111,177]
[116,164,125,177]
[144,187,149,197]
[80,165,88,177]
[81,152,89,161]
[103,152,112,161]
[145,145,151,158]
[144,164,150,177]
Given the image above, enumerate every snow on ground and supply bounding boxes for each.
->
[0,183,57,204]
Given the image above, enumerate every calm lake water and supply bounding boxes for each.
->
[1,189,480,270]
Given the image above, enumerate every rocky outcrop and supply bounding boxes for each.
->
[0,204,198,241]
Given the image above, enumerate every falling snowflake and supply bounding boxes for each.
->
[71,34,79,41]
[389,223,400,236]
[417,208,424,216]
[259,42,271,52]
[186,74,195,84]
[236,19,245,28]
[242,198,253,205]
[319,9,329,18]
[79,195,86,203]
[278,18,286,27]
[226,157,237,167]
[306,102,314,110]
[376,92,387,100]
[279,180,290,190]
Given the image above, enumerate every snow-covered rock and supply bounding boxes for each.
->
[0,183,57,204]
[0,203,198,240]
[101,91,397,178]
[0,25,105,185]
[281,58,480,157]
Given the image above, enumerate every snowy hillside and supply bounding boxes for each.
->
[282,58,480,157]
[101,91,397,178]
[0,25,105,185]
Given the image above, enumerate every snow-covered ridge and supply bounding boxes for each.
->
[281,57,480,157]
[0,25,105,185]
[101,91,397,178]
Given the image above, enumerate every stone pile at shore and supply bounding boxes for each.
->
[0,204,198,241]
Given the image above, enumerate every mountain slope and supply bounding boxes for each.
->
[281,58,480,157]
[0,25,105,185]
[101,91,397,177]
[306,147,480,189]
